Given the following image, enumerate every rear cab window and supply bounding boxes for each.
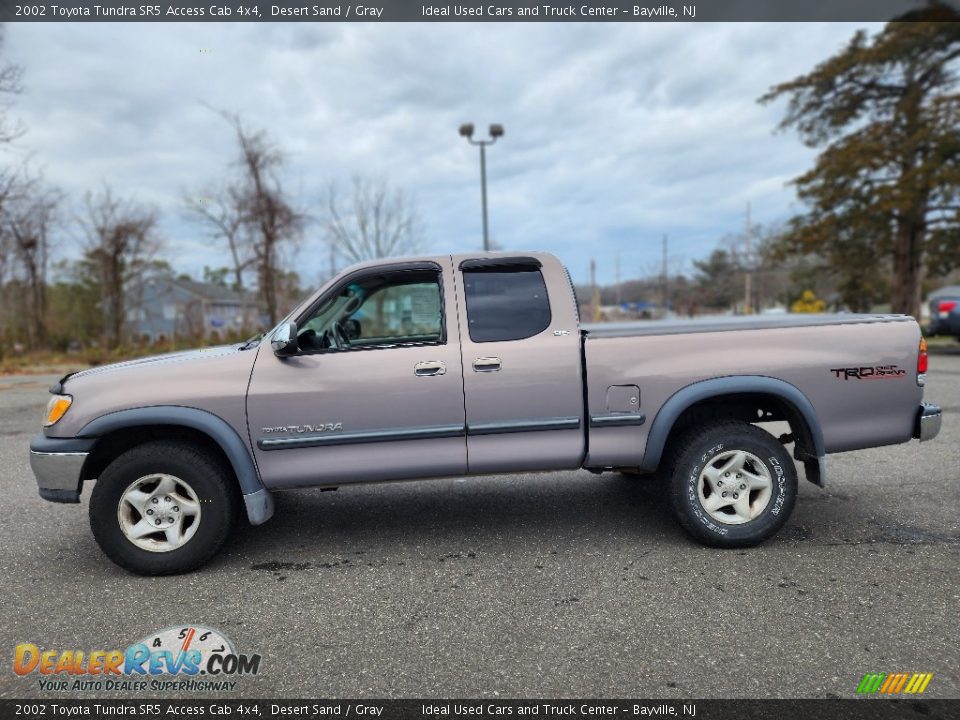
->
[462,261,551,342]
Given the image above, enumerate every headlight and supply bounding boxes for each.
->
[43,394,73,427]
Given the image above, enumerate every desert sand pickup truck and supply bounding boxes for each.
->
[30,252,941,574]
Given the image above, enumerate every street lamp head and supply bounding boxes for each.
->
[458,123,475,138]
[489,123,504,138]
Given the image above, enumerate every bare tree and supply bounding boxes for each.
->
[233,117,305,325]
[0,29,26,355]
[0,27,24,147]
[81,187,162,349]
[4,181,59,347]
[323,176,423,266]
[0,169,21,285]
[0,206,11,355]
[184,184,252,291]
[187,112,304,325]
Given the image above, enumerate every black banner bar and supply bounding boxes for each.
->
[0,0,952,23]
[0,699,957,720]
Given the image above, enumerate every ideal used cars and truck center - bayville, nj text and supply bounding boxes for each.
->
[29,252,942,575]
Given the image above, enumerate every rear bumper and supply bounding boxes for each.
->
[913,403,942,442]
[29,434,95,503]
[929,315,960,337]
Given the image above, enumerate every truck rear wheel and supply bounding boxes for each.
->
[89,440,238,575]
[665,421,797,547]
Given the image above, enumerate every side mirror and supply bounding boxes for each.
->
[271,322,299,357]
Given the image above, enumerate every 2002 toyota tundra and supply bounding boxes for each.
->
[29,252,942,574]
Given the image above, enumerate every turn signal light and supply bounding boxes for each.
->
[43,395,73,427]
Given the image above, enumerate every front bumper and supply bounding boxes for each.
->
[913,403,942,442]
[29,435,96,503]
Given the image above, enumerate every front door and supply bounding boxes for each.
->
[247,260,467,489]
[454,257,585,474]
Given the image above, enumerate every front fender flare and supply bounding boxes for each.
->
[639,375,825,480]
[78,406,273,525]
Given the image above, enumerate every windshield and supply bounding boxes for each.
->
[300,283,365,336]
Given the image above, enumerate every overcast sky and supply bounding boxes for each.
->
[4,21,883,287]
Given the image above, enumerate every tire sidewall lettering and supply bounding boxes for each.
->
[768,455,786,516]
[688,442,731,535]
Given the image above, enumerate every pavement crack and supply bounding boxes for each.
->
[250,561,312,572]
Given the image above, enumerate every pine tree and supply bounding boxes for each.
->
[761,5,960,318]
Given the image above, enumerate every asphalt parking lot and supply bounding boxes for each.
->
[0,352,957,700]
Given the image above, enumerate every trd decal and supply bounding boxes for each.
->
[829,365,906,380]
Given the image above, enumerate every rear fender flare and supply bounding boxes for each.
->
[640,376,825,476]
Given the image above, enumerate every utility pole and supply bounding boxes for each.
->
[615,253,621,306]
[744,202,752,315]
[479,142,489,250]
[661,234,669,318]
[459,123,504,252]
[590,258,600,322]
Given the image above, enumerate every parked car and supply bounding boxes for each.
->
[928,285,960,340]
[30,252,942,574]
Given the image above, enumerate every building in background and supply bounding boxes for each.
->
[126,275,262,342]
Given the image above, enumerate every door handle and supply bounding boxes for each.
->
[472,357,502,372]
[414,361,446,377]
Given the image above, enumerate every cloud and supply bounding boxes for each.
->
[5,21,881,286]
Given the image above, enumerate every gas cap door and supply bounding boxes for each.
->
[605,385,641,413]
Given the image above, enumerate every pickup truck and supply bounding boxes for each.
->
[30,252,942,575]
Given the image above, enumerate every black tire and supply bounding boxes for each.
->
[664,421,797,548]
[89,440,239,575]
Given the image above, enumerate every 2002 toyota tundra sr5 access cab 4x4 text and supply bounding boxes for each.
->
[30,252,942,574]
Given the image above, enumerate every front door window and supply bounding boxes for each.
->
[297,270,443,352]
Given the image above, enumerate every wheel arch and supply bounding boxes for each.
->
[640,376,826,485]
[78,406,274,525]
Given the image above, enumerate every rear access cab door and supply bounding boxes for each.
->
[453,254,585,473]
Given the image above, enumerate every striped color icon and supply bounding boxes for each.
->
[856,672,933,694]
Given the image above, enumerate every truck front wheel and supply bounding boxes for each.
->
[665,422,797,547]
[89,440,239,575]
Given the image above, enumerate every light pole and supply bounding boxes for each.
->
[459,122,504,251]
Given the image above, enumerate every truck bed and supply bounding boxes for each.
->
[580,312,923,469]
[582,313,914,338]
